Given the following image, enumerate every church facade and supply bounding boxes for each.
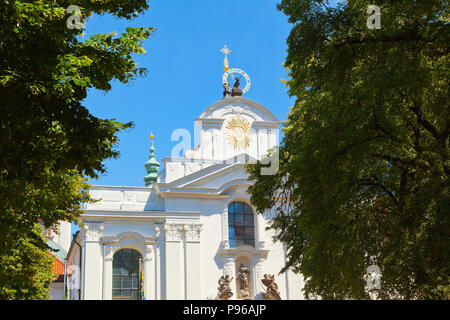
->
[68,92,305,300]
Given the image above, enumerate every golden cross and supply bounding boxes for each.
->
[220,45,231,56]
[220,45,231,71]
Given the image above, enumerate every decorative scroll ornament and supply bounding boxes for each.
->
[82,223,104,242]
[144,245,153,262]
[261,274,281,300]
[103,242,116,261]
[225,117,251,150]
[217,275,233,300]
[237,263,250,298]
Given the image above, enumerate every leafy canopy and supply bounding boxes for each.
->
[0,0,154,298]
[248,0,449,299]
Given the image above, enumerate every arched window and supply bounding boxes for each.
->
[228,202,255,248]
[112,248,142,300]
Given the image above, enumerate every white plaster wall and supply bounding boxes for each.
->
[199,200,226,299]
[53,220,71,253]
[85,187,164,212]
[77,97,304,300]
[50,282,65,300]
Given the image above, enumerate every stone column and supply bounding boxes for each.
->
[81,222,103,300]
[184,223,202,299]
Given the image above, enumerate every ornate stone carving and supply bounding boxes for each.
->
[104,242,118,262]
[217,275,233,300]
[154,225,161,238]
[255,261,263,284]
[81,223,103,242]
[144,244,153,262]
[224,258,235,277]
[237,263,250,298]
[163,223,183,242]
[261,274,281,300]
[163,223,202,242]
[123,191,134,203]
[184,223,202,242]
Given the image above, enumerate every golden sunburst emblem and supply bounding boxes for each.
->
[225,117,251,150]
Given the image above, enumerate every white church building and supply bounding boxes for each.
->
[66,62,305,300]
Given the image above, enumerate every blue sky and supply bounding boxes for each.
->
[73,0,299,234]
[71,0,343,235]
[82,0,297,187]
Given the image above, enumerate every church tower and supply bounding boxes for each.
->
[144,132,160,186]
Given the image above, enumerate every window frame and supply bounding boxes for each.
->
[228,201,256,248]
[112,248,143,300]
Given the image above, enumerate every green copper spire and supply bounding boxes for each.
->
[144,132,160,186]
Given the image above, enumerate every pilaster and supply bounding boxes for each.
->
[184,223,202,299]
[81,222,103,300]
[223,257,237,300]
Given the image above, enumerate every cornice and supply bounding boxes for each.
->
[81,210,201,221]
[217,245,269,259]
[159,191,230,200]
[252,121,280,128]
[195,118,225,125]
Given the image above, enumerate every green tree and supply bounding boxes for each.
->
[247,0,449,299]
[0,224,57,299]
[0,1,154,298]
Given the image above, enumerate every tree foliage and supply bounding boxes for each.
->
[247,0,449,299]
[0,0,153,298]
[0,224,57,299]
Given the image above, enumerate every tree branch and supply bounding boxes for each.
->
[357,176,401,212]
[409,102,440,140]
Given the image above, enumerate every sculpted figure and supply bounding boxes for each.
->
[231,76,243,96]
[217,275,233,300]
[261,274,281,300]
[233,77,240,88]
[237,263,250,298]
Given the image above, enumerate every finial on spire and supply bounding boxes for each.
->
[144,132,160,186]
[220,45,231,71]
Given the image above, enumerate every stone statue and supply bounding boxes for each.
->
[217,275,233,300]
[233,77,240,88]
[261,274,281,300]
[223,81,231,98]
[237,263,250,298]
[231,77,243,97]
